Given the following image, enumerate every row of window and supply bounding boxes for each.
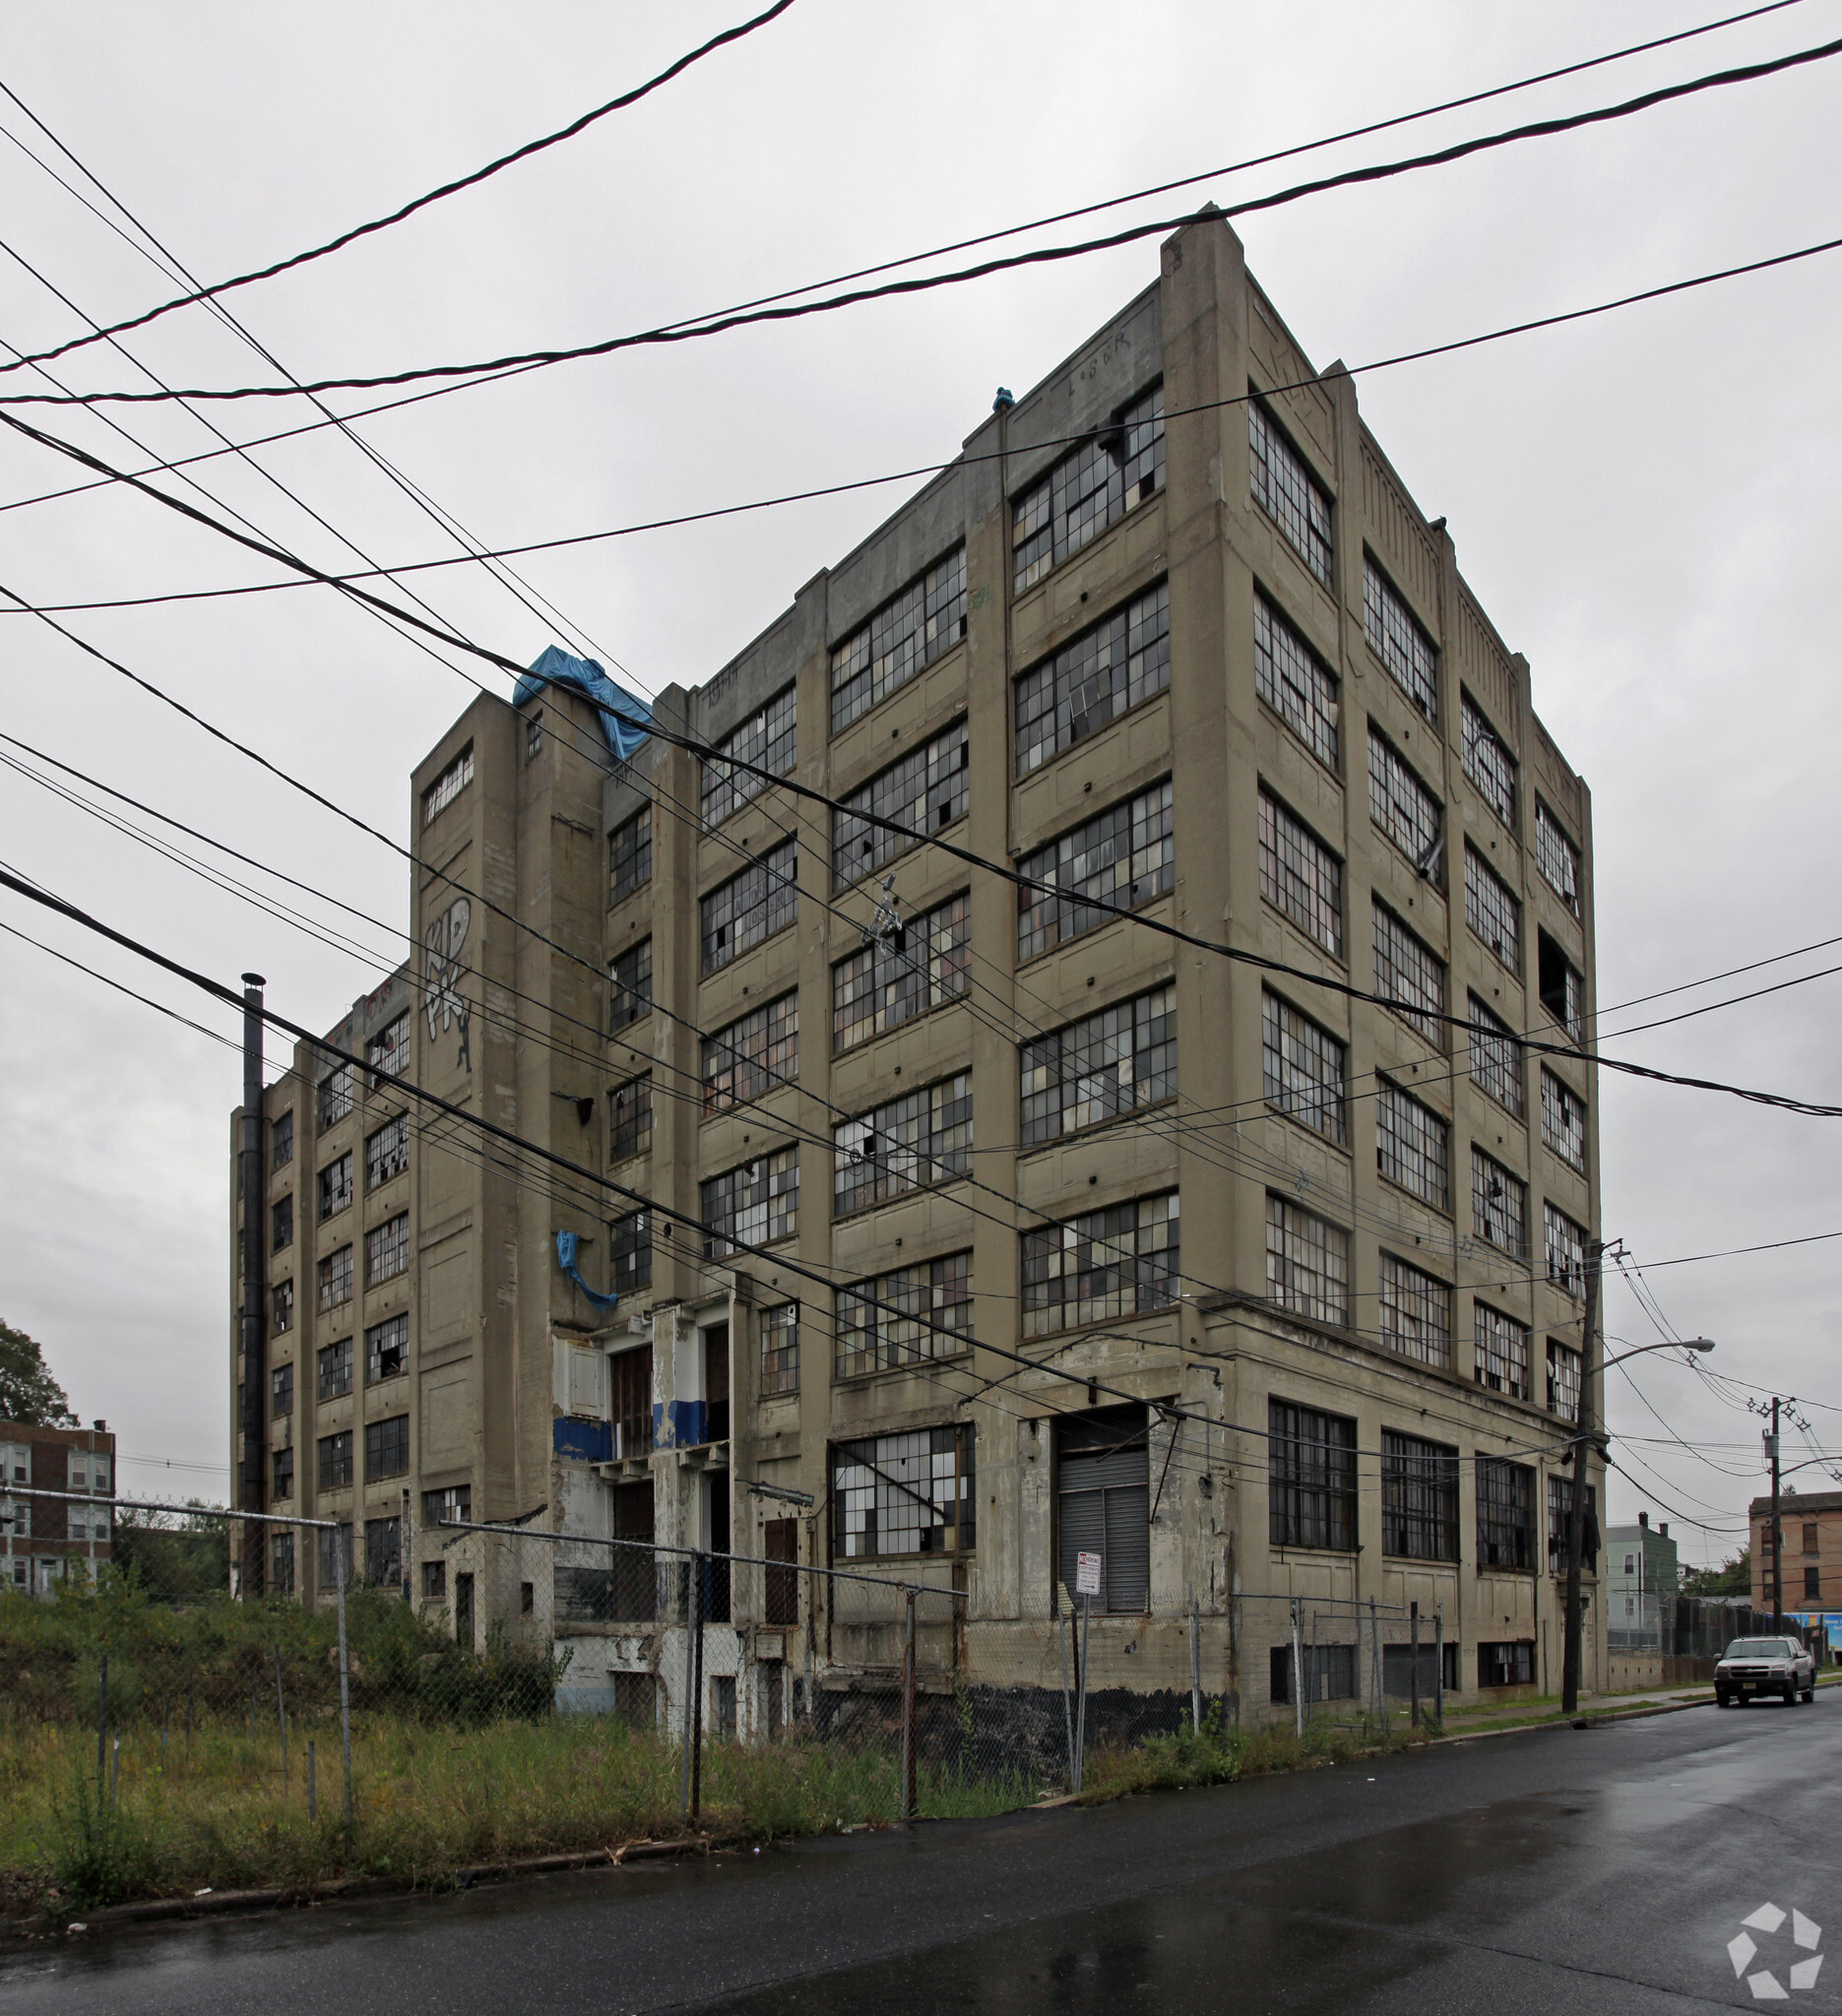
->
[270,1212,411,1333]
[271,1112,412,1256]
[276,1413,411,1499]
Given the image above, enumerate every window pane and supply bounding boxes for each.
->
[832,1423,973,1558]
[1367,726,1441,876]
[1541,1068,1587,1172]
[1363,558,1437,720]
[1253,595,1339,768]
[1465,845,1521,973]
[702,992,798,1113]
[836,1253,974,1379]
[609,806,653,903]
[609,938,653,1033]
[832,892,970,1051]
[1248,401,1333,586]
[701,840,797,974]
[1261,991,1345,1145]
[1012,385,1165,592]
[1372,903,1444,1045]
[831,546,968,731]
[1378,1255,1451,1368]
[835,1073,973,1216]
[1381,1430,1459,1561]
[1021,1192,1179,1337]
[1259,790,1342,956]
[1265,1195,1349,1325]
[1463,695,1516,826]
[1016,781,1174,964]
[701,686,796,827]
[1022,985,1176,1145]
[701,1147,799,1258]
[1467,992,1524,1117]
[1535,801,1581,914]
[1015,582,1171,776]
[1471,1148,1527,1258]
[832,721,969,887]
[1475,1303,1531,1400]
[1375,1083,1448,1208]
[1267,1399,1357,1550]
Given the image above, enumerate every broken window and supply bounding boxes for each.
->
[271,1444,294,1499]
[760,1303,799,1397]
[318,1153,352,1221]
[1248,399,1334,586]
[832,890,970,1052]
[318,1336,352,1401]
[1478,1639,1535,1686]
[1364,557,1437,720]
[701,839,797,973]
[610,1209,652,1293]
[1545,1203,1589,1299]
[1265,1194,1350,1326]
[271,1193,293,1251]
[271,1361,294,1418]
[366,1314,408,1383]
[1472,1149,1527,1258]
[608,937,653,1033]
[835,1251,973,1378]
[1024,985,1175,1146]
[1467,992,1524,1118]
[1382,1429,1459,1561]
[365,1113,410,1189]
[1462,694,1516,827]
[272,1278,294,1334]
[1375,1082,1449,1208]
[610,1348,652,1459]
[1464,844,1521,973]
[1268,1398,1357,1550]
[1261,990,1345,1146]
[1258,788,1342,956]
[1547,1476,1598,1573]
[1022,1192,1179,1337]
[1475,1302,1532,1401]
[831,545,968,732]
[1547,1339,1582,1423]
[365,1415,410,1480]
[271,1530,296,1595]
[317,1062,354,1131]
[609,805,653,903]
[272,1108,293,1169]
[317,1430,352,1488]
[1017,780,1174,963]
[364,1515,403,1588]
[701,685,796,828]
[1377,1253,1451,1368]
[1367,725,1442,879]
[1015,580,1170,777]
[421,743,474,826]
[1372,902,1444,1046]
[701,1147,799,1258]
[318,1245,353,1310]
[1540,1068,1587,1173]
[366,1014,410,1085]
[1538,929,1585,1042]
[423,1484,472,1527]
[1476,1462,1535,1570]
[1254,593,1339,768]
[832,1422,974,1558]
[834,1073,972,1216]
[366,1212,410,1286]
[1056,1404,1150,1612]
[832,719,968,888]
[1535,801,1581,915]
[701,991,798,1113]
[607,1073,653,1162]
[1013,383,1165,592]
[318,1522,353,1588]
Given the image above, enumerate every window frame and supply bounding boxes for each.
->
[1475,1301,1532,1401]
[700,1146,800,1259]
[421,743,474,826]
[760,1302,800,1397]
[835,1251,973,1380]
[1461,693,1516,828]
[1020,1191,1180,1338]
[608,1073,654,1163]
[1363,555,1438,721]
[1014,580,1171,778]
[1477,1462,1536,1572]
[1247,397,1334,586]
[1374,1080,1450,1210]
[1253,592,1339,770]
[832,1422,976,1560]
[365,1113,410,1190]
[609,805,654,904]
[1016,779,1175,964]
[1260,989,1346,1147]
[1535,800,1581,915]
[701,685,796,828]
[831,720,969,889]
[1381,1428,1460,1562]
[831,891,971,1053]
[834,1073,972,1218]
[1022,983,1175,1148]
[609,937,654,1034]
[317,1337,352,1402]
[1372,901,1445,1046]
[1377,1252,1452,1368]
[1540,1067,1588,1173]
[830,545,968,733]
[318,1153,353,1222]
[1367,724,1443,879]
[364,1414,410,1482]
[700,839,797,974]
[1011,384,1165,594]
[1258,787,1343,958]
[1466,991,1525,1118]
[1268,1398,1358,1552]
[702,991,798,1114]
[1471,1147,1528,1259]
[1265,1193,1350,1326]
[1464,843,1522,974]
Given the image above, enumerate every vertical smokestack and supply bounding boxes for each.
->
[239,974,267,1597]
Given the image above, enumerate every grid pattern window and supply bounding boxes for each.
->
[271,1361,294,1418]
[1268,1400,1357,1551]
[1247,400,1333,586]
[832,720,968,887]
[1372,904,1444,1045]
[1012,384,1165,592]
[272,1194,293,1252]
[272,1279,294,1334]
[1253,594,1339,769]
[365,1113,410,1189]
[317,1431,352,1489]
[271,1531,296,1594]
[1535,802,1581,914]
[760,1302,799,1397]
[1547,1477,1596,1574]
[1375,1082,1449,1208]
[1475,1303,1532,1400]
[1017,782,1175,963]
[1472,1149,1527,1257]
[366,1314,408,1384]
[835,1252,973,1379]
[1545,1203,1589,1298]
[609,938,653,1033]
[1367,727,1442,875]
[1548,1339,1582,1422]
[424,1485,472,1527]
[1021,1192,1179,1338]
[317,1063,354,1131]
[317,1337,352,1401]
[1015,582,1170,777]
[832,891,970,1052]
[701,685,795,827]
[702,991,798,1113]
[1465,846,1521,972]
[421,744,474,826]
[830,545,968,732]
[367,1015,410,1085]
[609,806,653,903]
[610,1209,652,1293]
[701,840,797,973]
[1023,985,1175,1146]
[1258,790,1342,956]
[272,1109,293,1169]
[608,1074,653,1162]
[365,1517,403,1588]
[701,1147,799,1258]
[1477,1462,1535,1571]
[1377,1255,1451,1368]
[1363,557,1438,720]
[1467,992,1524,1117]
[1541,1068,1587,1172]
[318,1245,353,1310]
[364,1415,410,1480]
[834,1074,972,1217]
[1261,991,1346,1146]
[1539,933,1586,1042]
[366,1212,410,1286]
[1381,1430,1460,1561]
[833,1423,974,1558]
[318,1154,352,1221]
[1265,1194,1350,1325]
[1462,695,1516,827]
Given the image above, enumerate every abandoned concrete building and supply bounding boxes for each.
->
[230,211,1605,1729]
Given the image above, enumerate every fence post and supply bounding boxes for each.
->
[1074,1593,1092,1795]
[275,1645,288,1787]
[96,1652,108,1799]
[1188,1587,1202,1734]
[679,1559,695,1825]
[1292,1600,1304,1741]
[335,1530,354,1855]
[901,1589,918,1821]
[308,1739,317,1821]
[689,1551,707,1828]
[1368,1596,1380,1727]
[1058,1606,1075,1791]
[1410,1602,1421,1730]
[1434,1608,1444,1726]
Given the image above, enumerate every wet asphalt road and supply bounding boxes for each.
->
[4,1695,1839,2014]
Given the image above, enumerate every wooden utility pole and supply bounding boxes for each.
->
[1768,1398,1783,1633]
[1560,1238,1604,1716]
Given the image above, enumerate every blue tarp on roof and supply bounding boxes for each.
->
[516,647,652,761]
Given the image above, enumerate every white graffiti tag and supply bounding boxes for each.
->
[424,897,473,1069]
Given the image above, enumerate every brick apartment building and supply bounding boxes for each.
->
[0,1419,116,1595]
[1752,1491,1842,1614]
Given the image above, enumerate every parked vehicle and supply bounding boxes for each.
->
[1714,1636,1815,1707]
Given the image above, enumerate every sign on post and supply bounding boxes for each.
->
[1075,1550,1103,1597]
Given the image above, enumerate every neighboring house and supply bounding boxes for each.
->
[0,1418,116,1595]
[1750,1490,1842,1613]
[1607,1510,1680,1649]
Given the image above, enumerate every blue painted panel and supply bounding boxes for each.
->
[553,1418,612,1463]
[653,1399,706,1449]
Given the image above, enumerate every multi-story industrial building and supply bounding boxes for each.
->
[231,212,1604,1717]
[1,1418,116,1596]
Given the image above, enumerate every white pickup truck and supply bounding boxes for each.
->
[1714,1635,1816,1707]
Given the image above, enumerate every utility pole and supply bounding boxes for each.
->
[1767,1397,1783,1634]
[1560,1237,1604,1716]
[238,973,267,1599]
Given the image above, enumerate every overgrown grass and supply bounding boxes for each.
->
[1076,1708,1411,1801]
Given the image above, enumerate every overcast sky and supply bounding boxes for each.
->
[0,0,1837,1557]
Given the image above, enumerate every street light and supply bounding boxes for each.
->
[1601,1338,1716,1372]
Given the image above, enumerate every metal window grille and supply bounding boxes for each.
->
[830,545,968,731]
[1247,400,1333,586]
[271,1278,294,1333]
[1363,557,1437,720]
[1462,694,1516,826]
[608,938,653,1033]
[1261,990,1346,1145]
[1467,991,1524,1116]
[1475,1302,1532,1400]
[1538,931,1586,1042]
[271,1445,294,1499]
[1476,1464,1535,1571]
[610,1208,652,1293]
[1017,781,1175,963]
[1267,1399,1357,1550]
[366,1314,408,1383]
[1382,1429,1460,1561]
[1253,593,1339,768]
[366,1014,410,1085]
[1022,984,1175,1146]
[318,1153,352,1221]
[1367,725,1442,875]
[364,1515,403,1587]
[760,1302,799,1396]
[1547,1476,1596,1573]
[421,744,474,825]
[609,806,653,903]
[1021,1192,1179,1337]
[1545,1203,1589,1298]
[318,1245,353,1310]
[317,1430,352,1488]
[365,1212,410,1285]
[1465,845,1521,972]
[832,720,969,888]
[1014,581,1171,777]
[834,1073,972,1217]
[270,1530,296,1595]
[365,1113,410,1188]
[364,1415,410,1481]
[1547,1339,1582,1422]
[272,1194,293,1251]
[701,839,797,973]
[831,891,970,1052]
[1375,1082,1449,1207]
[1259,789,1342,956]
[702,990,798,1113]
[607,1073,653,1161]
[700,1146,799,1258]
[1471,1148,1527,1257]
[1265,1194,1350,1325]
[701,685,796,827]
[1535,801,1581,914]
[317,1063,354,1131]
[1540,1068,1587,1172]
[835,1251,972,1378]
[272,1108,293,1169]
[1372,902,1444,1044]
[317,1337,351,1401]
[833,1423,974,1558]
[1377,1253,1451,1368]
[1012,384,1165,592]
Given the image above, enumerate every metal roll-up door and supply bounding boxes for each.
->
[1055,1404,1150,1613]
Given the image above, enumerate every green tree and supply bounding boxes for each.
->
[1682,1548,1751,1598]
[0,1319,78,1426]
